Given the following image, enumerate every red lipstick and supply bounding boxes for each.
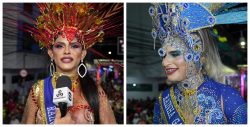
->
[61,56,73,63]
[165,68,178,75]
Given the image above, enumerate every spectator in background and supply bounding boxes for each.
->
[127,98,155,124]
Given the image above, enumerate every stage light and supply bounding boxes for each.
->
[133,83,136,87]
[239,31,246,49]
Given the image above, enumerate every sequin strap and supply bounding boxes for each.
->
[159,92,168,124]
[43,77,56,124]
[159,87,185,124]
[170,87,187,124]
[39,77,56,124]
[30,82,39,108]
[39,79,47,124]
[68,104,93,113]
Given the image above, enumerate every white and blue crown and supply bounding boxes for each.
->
[149,3,216,43]
[149,3,247,46]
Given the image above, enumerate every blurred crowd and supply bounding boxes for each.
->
[3,76,124,124]
[101,78,124,124]
[3,90,25,124]
[127,97,155,124]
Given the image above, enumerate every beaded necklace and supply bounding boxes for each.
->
[52,72,79,92]
[175,73,204,122]
[177,73,204,96]
[52,72,93,114]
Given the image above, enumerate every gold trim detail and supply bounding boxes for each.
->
[39,80,47,124]
[159,92,168,124]
[170,87,187,124]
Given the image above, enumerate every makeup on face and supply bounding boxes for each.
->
[162,50,182,62]
[162,45,187,82]
[53,42,83,51]
[49,35,85,74]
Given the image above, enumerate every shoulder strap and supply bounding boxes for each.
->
[159,87,185,124]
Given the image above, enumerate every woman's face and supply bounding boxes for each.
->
[162,46,187,82]
[48,35,86,74]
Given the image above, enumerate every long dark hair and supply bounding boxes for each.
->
[79,62,100,124]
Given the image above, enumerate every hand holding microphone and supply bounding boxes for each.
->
[54,108,75,124]
[53,75,73,118]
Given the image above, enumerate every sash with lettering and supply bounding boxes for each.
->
[44,76,56,124]
[160,87,185,124]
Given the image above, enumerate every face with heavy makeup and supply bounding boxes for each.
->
[161,34,203,82]
[48,35,86,75]
[162,36,188,82]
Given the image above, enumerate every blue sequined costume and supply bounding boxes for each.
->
[149,3,247,124]
[153,76,247,124]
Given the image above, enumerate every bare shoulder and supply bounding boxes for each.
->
[21,79,44,124]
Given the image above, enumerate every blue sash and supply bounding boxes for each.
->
[43,77,56,124]
[159,87,185,124]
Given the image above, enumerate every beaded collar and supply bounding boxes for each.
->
[176,73,204,96]
[52,72,79,92]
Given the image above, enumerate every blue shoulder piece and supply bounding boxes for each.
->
[153,98,162,124]
[220,84,247,124]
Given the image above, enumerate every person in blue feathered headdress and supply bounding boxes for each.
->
[149,3,247,124]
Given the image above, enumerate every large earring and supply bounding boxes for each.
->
[50,59,55,76]
[78,60,87,78]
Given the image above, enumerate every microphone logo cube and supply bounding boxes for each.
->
[68,92,72,101]
[53,87,73,107]
[56,90,63,97]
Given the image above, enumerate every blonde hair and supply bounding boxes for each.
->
[197,28,225,83]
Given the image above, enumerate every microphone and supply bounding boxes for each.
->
[53,75,73,117]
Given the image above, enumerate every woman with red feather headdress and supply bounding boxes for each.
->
[21,3,123,124]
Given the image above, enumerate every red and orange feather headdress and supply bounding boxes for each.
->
[26,3,123,49]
